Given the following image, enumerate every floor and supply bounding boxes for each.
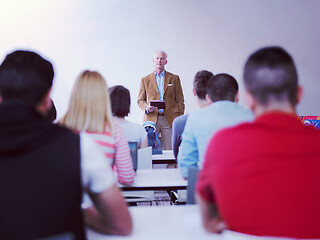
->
[130,163,184,206]
[133,191,171,206]
[130,190,187,207]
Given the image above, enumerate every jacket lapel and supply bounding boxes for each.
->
[163,71,171,95]
[149,73,159,98]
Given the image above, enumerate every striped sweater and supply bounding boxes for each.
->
[87,122,135,185]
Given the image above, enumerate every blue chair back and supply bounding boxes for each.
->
[128,141,138,171]
[187,167,200,204]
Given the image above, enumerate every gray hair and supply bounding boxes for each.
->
[154,50,168,60]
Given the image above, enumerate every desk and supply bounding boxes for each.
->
[120,169,187,192]
[152,150,176,165]
[86,205,220,240]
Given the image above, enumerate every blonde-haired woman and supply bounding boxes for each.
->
[59,70,135,185]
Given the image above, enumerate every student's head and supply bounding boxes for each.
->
[109,85,131,118]
[206,73,239,103]
[193,70,214,100]
[0,50,54,111]
[243,46,299,107]
[59,70,113,133]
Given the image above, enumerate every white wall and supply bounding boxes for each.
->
[1,0,320,123]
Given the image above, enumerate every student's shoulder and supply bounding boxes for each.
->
[123,120,144,131]
[50,123,80,140]
[173,115,189,131]
[215,120,255,142]
[188,107,208,120]
[174,114,189,124]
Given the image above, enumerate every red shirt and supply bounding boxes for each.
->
[197,112,320,239]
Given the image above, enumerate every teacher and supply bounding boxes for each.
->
[137,50,185,150]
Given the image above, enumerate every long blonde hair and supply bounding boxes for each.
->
[59,70,113,133]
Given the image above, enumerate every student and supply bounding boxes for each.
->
[172,70,214,160]
[137,50,185,150]
[196,46,320,238]
[59,71,135,186]
[109,85,148,149]
[178,73,254,178]
[0,50,132,239]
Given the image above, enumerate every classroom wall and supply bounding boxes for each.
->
[1,0,320,123]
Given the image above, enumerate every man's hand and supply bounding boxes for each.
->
[146,105,157,113]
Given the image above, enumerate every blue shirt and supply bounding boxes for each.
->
[177,101,254,178]
[154,70,165,113]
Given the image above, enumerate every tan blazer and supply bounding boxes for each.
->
[137,71,185,128]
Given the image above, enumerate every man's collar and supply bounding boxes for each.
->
[154,70,165,77]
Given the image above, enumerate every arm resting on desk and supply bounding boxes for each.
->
[84,184,133,235]
[196,194,226,234]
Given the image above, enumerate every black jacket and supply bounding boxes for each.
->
[0,101,85,240]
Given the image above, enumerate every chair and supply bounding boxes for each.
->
[128,141,138,171]
[187,167,200,204]
[169,166,199,205]
[137,146,152,169]
[122,146,154,205]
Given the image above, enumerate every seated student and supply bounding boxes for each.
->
[171,114,188,159]
[59,71,135,185]
[172,70,214,160]
[178,73,254,178]
[196,46,320,239]
[109,85,148,149]
[0,50,132,239]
